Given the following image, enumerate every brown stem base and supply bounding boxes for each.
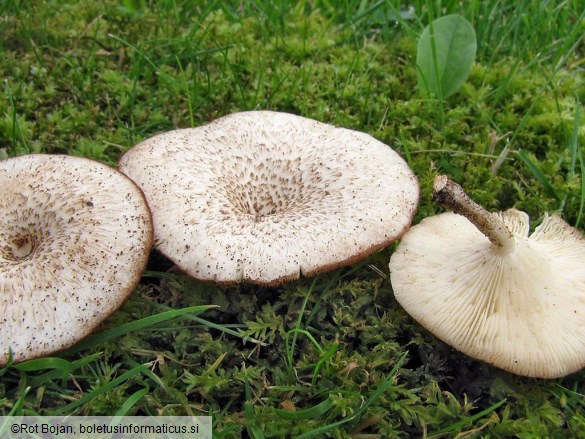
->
[432,175,515,253]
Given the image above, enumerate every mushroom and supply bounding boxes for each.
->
[0,154,153,365]
[119,111,419,285]
[389,175,585,378]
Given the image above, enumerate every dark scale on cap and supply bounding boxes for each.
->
[0,154,153,365]
[120,111,418,286]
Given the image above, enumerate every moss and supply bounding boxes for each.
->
[1,1,585,437]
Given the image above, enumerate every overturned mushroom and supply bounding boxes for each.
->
[0,154,153,365]
[390,175,585,378]
[119,111,419,285]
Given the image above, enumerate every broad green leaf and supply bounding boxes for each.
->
[417,14,477,99]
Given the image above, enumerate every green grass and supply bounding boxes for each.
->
[1,0,585,437]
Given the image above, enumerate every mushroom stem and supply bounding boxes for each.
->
[432,175,515,253]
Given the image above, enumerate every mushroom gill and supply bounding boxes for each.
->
[390,175,585,378]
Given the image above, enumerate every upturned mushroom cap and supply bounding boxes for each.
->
[119,111,419,285]
[390,175,585,378]
[0,154,153,365]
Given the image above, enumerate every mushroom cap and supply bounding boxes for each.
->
[0,154,153,365]
[390,208,585,378]
[119,111,419,285]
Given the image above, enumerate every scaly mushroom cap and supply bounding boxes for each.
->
[0,154,153,365]
[390,176,585,378]
[119,111,419,285]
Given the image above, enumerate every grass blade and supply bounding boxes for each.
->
[124,358,170,395]
[275,397,333,420]
[356,351,408,414]
[0,387,31,417]
[132,296,267,345]
[569,99,581,177]
[0,351,14,377]
[517,150,561,202]
[5,81,29,153]
[312,341,338,386]
[13,357,85,372]
[61,305,214,354]
[114,387,149,416]
[176,55,195,128]
[52,363,149,415]
[577,149,585,228]
[26,354,103,388]
[243,365,265,439]
[296,351,408,439]
[428,398,507,438]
